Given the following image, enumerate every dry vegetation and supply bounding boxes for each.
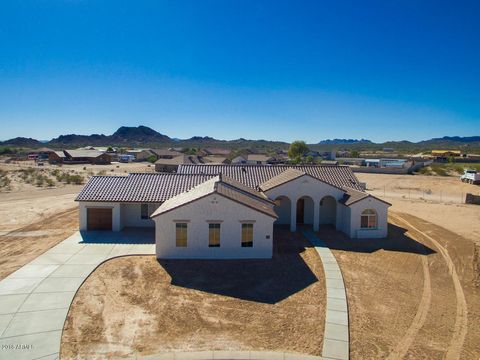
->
[61,228,326,359]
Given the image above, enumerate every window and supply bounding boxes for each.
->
[141,204,149,219]
[361,209,377,229]
[209,223,221,247]
[175,223,188,247]
[241,223,253,247]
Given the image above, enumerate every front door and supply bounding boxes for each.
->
[296,198,305,224]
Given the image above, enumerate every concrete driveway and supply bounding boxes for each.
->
[0,228,155,360]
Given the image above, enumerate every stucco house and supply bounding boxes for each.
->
[76,165,390,259]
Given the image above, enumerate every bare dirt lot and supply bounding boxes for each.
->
[356,173,480,245]
[0,178,80,279]
[60,228,326,359]
[0,207,79,280]
[319,212,480,359]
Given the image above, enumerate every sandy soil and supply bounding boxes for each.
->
[60,228,326,359]
[0,208,79,280]
[0,186,81,232]
[356,173,480,245]
[319,212,480,359]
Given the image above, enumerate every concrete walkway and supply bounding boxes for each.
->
[0,229,155,360]
[302,230,349,360]
[138,350,322,360]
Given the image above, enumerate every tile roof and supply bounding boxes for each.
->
[76,173,215,203]
[339,187,392,207]
[151,176,277,219]
[149,149,183,157]
[64,149,106,158]
[154,155,206,165]
[177,164,364,191]
[259,168,306,191]
[247,154,273,162]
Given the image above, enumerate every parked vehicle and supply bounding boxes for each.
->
[460,170,480,184]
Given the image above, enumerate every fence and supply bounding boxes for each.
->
[367,186,480,204]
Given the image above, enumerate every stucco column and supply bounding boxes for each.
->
[313,200,320,232]
[290,199,297,232]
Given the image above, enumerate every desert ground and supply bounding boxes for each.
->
[1,164,479,358]
[356,173,480,245]
[60,228,326,359]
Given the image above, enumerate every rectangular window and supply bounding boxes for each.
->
[176,223,188,247]
[241,223,253,247]
[141,204,149,219]
[209,223,221,247]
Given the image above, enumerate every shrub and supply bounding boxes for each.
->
[431,165,447,176]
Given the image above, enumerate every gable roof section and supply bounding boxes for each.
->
[339,187,392,207]
[76,173,215,203]
[151,176,277,219]
[259,168,306,191]
[64,149,106,158]
[177,164,364,191]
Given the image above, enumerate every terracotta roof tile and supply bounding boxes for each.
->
[178,164,364,191]
[76,173,215,203]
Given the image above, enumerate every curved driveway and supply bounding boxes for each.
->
[0,229,155,360]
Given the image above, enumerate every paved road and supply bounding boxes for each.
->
[0,229,155,360]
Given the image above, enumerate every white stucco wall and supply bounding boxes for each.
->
[121,203,160,228]
[78,202,122,231]
[348,197,390,238]
[153,193,275,259]
[264,175,345,231]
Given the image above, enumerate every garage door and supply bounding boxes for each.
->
[87,208,112,231]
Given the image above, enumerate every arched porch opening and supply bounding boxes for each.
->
[296,196,314,225]
[319,195,337,227]
[273,196,291,225]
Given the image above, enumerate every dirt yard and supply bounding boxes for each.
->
[60,228,326,359]
[0,175,81,279]
[356,173,480,245]
[319,211,480,359]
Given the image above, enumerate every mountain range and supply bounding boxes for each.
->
[1,126,479,152]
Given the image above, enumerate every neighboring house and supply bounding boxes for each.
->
[124,149,154,162]
[203,156,230,164]
[76,165,391,259]
[150,148,183,160]
[201,148,232,157]
[50,151,67,164]
[247,154,274,165]
[119,154,135,163]
[231,156,247,164]
[63,149,112,164]
[154,155,206,172]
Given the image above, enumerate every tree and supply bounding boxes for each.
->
[306,155,314,164]
[288,140,309,159]
[147,155,157,163]
[350,150,360,158]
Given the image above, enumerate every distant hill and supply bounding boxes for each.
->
[318,139,372,144]
[1,137,43,147]
[47,126,171,147]
[420,136,480,144]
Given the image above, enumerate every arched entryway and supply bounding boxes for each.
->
[273,196,291,225]
[296,196,314,225]
[319,196,336,227]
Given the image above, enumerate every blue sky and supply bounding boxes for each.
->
[0,0,479,143]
